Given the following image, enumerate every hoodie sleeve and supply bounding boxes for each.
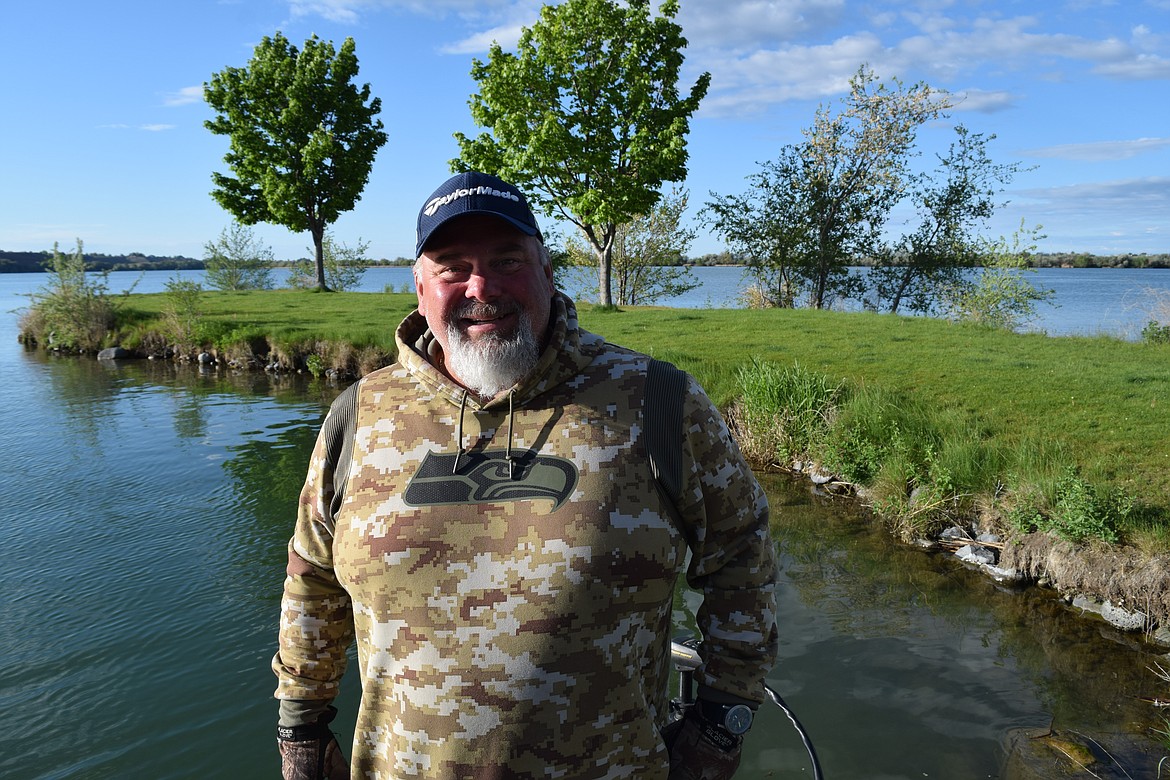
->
[677,377,779,706]
[271,386,358,711]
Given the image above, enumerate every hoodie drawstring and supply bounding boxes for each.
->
[452,390,469,475]
[505,390,516,479]
[452,390,518,480]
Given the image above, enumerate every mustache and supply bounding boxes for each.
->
[455,302,517,321]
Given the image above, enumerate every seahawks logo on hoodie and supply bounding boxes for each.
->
[404,450,578,510]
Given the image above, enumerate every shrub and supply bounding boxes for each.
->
[941,223,1055,332]
[203,223,275,290]
[1004,465,1129,544]
[160,277,204,355]
[823,386,909,484]
[1141,320,1170,344]
[19,239,117,352]
[305,353,326,378]
[1048,467,1128,544]
[287,233,369,291]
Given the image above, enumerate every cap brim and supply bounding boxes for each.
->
[416,211,542,257]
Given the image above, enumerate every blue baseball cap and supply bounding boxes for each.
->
[415,171,542,257]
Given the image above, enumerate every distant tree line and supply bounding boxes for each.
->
[0,250,202,274]
[673,250,1170,269]
[1027,252,1170,269]
[0,248,419,274]
[7,247,1166,276]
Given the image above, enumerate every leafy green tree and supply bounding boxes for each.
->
[204,33,387,291]
[562,187,699,305]
[287,232,369,291]
[203,222,275,290]
[453,0,709,306]
[706,65,951,309]
[701,166,804,308]
[942,221,1055,331]
[869,126,1028,314]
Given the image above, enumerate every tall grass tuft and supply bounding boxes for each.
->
[735,359,1137,543]
[160,277,205,356]
[733,360,843,466]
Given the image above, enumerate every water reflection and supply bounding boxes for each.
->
[754,472,1165,779]
[2,351,1167,779]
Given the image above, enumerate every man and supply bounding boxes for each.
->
[273,171,778,779]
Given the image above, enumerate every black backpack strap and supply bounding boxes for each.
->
[317,380,361,525]
[645,358,688,515]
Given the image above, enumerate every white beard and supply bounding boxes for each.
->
[443,310,541,398]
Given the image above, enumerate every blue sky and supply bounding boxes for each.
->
[2,0,1168,261]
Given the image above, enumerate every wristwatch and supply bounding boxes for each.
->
[700,700,754,736]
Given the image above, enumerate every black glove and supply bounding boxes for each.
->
[277,706,350,780]
[664,706,744,780]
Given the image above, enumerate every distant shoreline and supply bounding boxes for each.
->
[5,259,1170,274]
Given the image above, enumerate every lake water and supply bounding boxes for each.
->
[1,270,1168,778]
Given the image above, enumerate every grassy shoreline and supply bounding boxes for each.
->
[21,288,1170,626]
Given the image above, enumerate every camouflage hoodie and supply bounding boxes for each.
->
[274,293,777,779]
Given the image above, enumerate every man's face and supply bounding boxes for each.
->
[414,213,555,393]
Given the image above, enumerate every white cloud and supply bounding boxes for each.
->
[1018,177,1170,215]
[998,177,1170,252]
[163,86,204,107]
[678,0,847,52]
[686,5,1170,116]
[698,33,885,116]
[950,89,1017,113]
[284,0,1170,119]
[98,123,176,132]
[1024,138,1170,161]
[441,23,527,55]
[1094,53,1170,79]
[286,0,536,22]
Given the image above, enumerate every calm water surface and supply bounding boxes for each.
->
[1,272,1167,778]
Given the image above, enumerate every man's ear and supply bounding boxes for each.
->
[538,243,555,290]
[412,265,426,314]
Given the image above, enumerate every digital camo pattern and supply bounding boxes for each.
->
[274,294,778,779]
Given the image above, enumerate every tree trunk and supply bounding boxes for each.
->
[579,224,617,306]
[583,224,616,307]
[596,242,613,306]
[311,224,330,292]
[889,267,914,313]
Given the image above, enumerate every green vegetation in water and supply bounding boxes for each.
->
[18,240,122,353]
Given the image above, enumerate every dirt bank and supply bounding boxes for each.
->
[1000,531,1170,640]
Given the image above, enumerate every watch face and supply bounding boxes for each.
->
[724,704,753,735]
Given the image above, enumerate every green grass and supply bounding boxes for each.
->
[100,291,1170,541]
[582,305,1170,506]
[119,288,415,350]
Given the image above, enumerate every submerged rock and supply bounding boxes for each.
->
[1072,595,1148,631]
[97,346,132,360]
[1001,726,1164,779]
[955,543,996,566]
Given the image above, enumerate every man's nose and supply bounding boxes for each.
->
[464,270,500,301]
